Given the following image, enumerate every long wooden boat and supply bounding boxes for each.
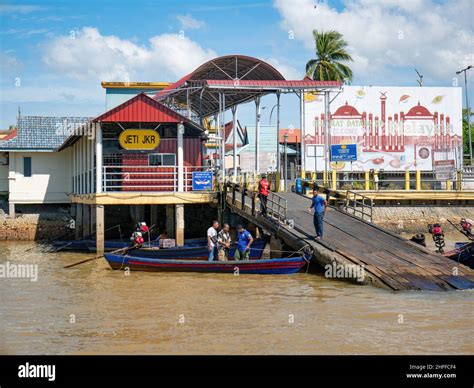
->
[443,241,474,269]
[53,237,207,252]
[128,238,266,261]
[104,253,307,274]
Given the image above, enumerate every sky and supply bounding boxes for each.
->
[0,0,473,129]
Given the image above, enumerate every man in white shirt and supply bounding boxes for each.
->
[207,220,219,261]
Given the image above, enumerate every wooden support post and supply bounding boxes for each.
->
[331,169,337,190]
[82,204,91,238]
[415,170,421,191]
[96,205,105,257]
[75,203,83,239]
[90,204,96,234]
[364,171,370,191]
[165,205,175,238]
[275,172,281,192]
[175,204,184,246]
[405,170,410,191]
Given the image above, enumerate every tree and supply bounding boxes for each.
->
[462,108,473,163]
[306,30,353,83]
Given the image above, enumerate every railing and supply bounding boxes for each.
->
[343,190,373,223]
[267,192,288,223]
[102,165,211,192]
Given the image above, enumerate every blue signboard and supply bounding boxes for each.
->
[192,171,213,191]
[330,144,357,162]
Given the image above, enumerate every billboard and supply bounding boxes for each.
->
[304,86,463,171]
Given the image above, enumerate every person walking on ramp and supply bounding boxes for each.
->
[308,188,327,240]
[258,174,270,216]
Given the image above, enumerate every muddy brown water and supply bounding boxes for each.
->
[0,239,472,355]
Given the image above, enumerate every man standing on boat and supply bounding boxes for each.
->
[234,225,254,260]
[217,223,231,261]
[257,174,270,216]
[207,220,219,261]
[308,188,327,240]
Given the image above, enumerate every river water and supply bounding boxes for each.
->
[0,240,472,355]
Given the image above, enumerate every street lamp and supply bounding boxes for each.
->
[456,65,473,164]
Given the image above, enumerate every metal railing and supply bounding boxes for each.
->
[343,190,374,223]
[102,165,210,192]
[267,192,288,223]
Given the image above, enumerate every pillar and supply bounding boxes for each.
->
[175,204,184,246]
[177,123,184,192]
[415,170,421,191]
[301,169,306,179]
[232,106,238,178]
[276,92,281,186]
[96,205,105,257]
[299,91,306,174]
[255,97,261,173]
[364,171,370,191]
[95,123,103,193]
[323,171,328,186]
[405,170,410,190]
[446,180,452,190]
[90,204,96,234]
[75,203,83,240]
[331,169,337,190]
[457,170,462,191]
[82,204,91,238]
[166,205,175,238]
[8,202,15,219]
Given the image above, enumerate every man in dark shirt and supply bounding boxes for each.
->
[308,188,328,240]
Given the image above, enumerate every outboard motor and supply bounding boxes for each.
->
[460,218,473,240]
[130,231,144,247]
[428,223,445,253]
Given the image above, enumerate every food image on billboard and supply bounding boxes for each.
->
[304,86,463,171]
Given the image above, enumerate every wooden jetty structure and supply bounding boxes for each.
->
[224,182,474,291]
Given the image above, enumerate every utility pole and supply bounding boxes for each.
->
[457,65,473,164]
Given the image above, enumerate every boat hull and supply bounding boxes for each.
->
[444,241,474,269]
[128,238,266,261]
[104,254,306,275]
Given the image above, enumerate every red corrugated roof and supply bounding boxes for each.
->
[204,80,342,88]
[279,129,301,143]
[93,93,192,123]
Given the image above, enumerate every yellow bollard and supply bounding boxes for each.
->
[415,170,421,191]
[323,171,328,186]
[275,172,281,192]
[364,171,370,190]
[457,170,462,191]
[311,171,316,182]
[331,169,337,191]
[300,169,306,179]
[405,170,410,191]
[446,180,452,190]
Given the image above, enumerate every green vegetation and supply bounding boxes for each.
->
[305,30,353,83]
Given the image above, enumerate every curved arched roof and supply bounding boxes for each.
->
[154,55,287,117]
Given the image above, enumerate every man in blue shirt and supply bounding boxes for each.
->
[234,225,254,260]
[308,188,328,240]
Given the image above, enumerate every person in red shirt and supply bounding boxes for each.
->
[258,174,270,216]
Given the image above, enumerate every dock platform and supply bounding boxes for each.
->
[225,185,474,291]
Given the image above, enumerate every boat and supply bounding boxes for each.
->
[443,241,474,269]
[128,238,267,261]
[53,237,208,252]
[104,253,307,274]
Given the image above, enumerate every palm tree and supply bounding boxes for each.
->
[305,30,353,83]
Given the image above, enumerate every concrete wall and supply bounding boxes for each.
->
[0,163,8,192]
[8,149,72,204]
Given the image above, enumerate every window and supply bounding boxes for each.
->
[23,157,32,177]
[148,153,176,166]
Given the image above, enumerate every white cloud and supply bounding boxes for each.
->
[274,0,474,85]
[176,14,206,30]
[42,27,217,82]
[264,57,302,79]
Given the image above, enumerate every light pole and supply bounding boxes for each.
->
[283,133,288,192]
[456,65,473,164]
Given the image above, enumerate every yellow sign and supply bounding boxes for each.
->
[119,130,160,150]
